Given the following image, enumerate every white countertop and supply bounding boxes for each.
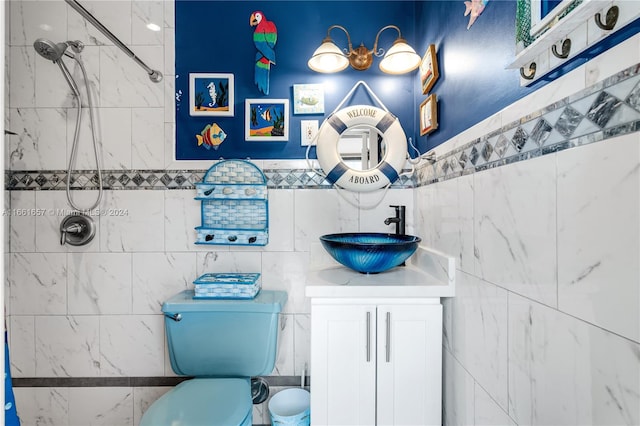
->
[305,246,456,299]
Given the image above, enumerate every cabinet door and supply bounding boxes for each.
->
[310,304,376,425]
[376,304,442,426]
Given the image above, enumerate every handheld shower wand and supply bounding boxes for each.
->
[33,39,83,97]
[33,39,73,62]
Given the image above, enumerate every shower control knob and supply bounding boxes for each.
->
[60,213,96,246]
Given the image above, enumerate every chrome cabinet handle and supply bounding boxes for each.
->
[366,311,371,362]
[385,312,391,362]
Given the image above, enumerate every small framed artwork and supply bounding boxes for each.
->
[420,94,438,135]
[293,84,325,114]
[420,44,439,95]
[245,99,289,141]
[189,73,234,116]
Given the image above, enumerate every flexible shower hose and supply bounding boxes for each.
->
[66,52,103,212]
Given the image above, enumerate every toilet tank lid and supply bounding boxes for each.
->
[162,290,287,313]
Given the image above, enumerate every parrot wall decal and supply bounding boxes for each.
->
[250,11,277,95]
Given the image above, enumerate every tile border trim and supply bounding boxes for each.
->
[4,169,417,191]
[12,375,308,388]
[415,63,640,185]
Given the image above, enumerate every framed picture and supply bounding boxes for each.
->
[293,84,325,114]
[420,94,438,135]
[245,99,289,141]
[420,45,439,95]
[189,73,234,116]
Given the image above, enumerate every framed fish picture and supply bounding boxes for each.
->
[189,73,234,116]
[245,99,289,141]
[293,84,325,114]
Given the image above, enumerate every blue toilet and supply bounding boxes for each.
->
[140,289,288,426]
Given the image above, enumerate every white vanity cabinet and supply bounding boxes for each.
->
[310,298,442,426]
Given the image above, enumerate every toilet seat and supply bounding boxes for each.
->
[140,378,252,426]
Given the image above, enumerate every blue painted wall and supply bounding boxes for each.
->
[175,1,640,160]
[412,1,640,152]
[412,0,531,152]
[175,1,418,160]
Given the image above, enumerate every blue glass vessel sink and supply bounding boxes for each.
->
[319,233,422,274]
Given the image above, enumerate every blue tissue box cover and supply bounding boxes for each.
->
[193,273,261,299]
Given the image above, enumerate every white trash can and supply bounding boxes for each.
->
[268,388,310,426]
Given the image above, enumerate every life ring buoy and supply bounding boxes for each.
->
[316,105,407,192]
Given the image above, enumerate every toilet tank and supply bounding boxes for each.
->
[162,290,287,377]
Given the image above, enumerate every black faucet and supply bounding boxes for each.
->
[384,205,405,235]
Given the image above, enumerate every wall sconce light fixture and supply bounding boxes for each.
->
[308,24,421,74]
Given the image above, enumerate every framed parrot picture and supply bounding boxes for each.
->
[189,73,235,117]
[245,99,289,141]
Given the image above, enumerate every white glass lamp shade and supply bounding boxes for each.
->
[308,40,349,73]
[379,39,421,74]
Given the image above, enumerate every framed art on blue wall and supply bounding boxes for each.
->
[420,45,438,95]
[245,99,289,141]
[189,73,234,116]
[420,94,438,135]
[293,84,325,114]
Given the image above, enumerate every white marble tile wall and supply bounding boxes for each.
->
[557,135,639,342]
[474,154,557,307]
[7,0,168,172]
[449,271,508,409]
[417,35,640,426]
[509,292,639,425]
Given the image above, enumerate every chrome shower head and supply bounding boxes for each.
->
[33,38,82,98]
[34,38,70,62]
